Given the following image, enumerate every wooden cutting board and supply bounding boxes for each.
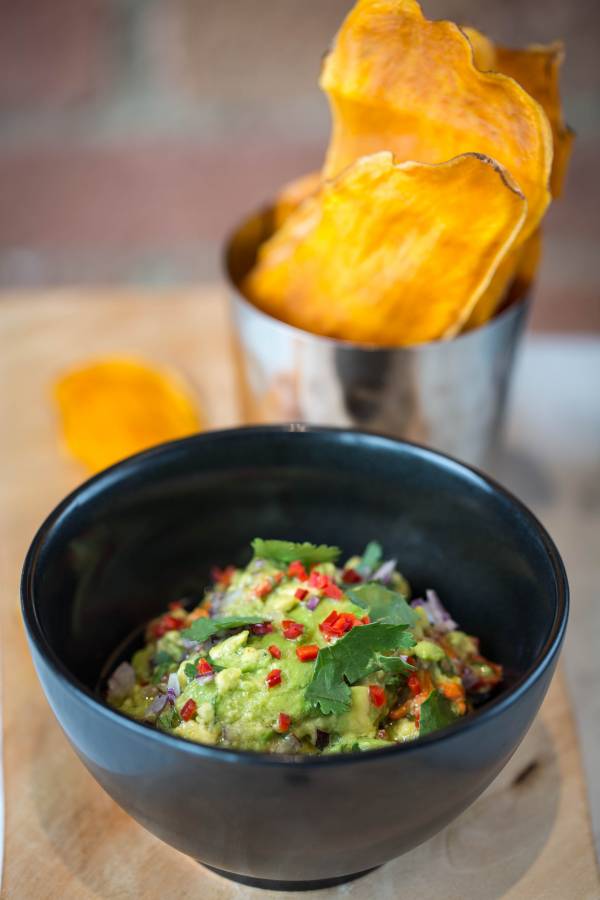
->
[1,288,598,900]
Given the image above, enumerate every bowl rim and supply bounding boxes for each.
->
[21,424,569,768]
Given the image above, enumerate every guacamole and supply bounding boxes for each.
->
[106,539,502,754]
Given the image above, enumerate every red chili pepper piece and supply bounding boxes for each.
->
[197,658,213,676]
[268,644,282,659]
[407,673,421,696]
[342,568,362,584]
[211,565,236,588]
[266,668,282,688]
[288,560,308,581]
[282,620,304,640]
[277,712,291,733]
[251,622,274,635]
[296,644,319,662]
[153,614,184,637]
[323,581,343,600]
[369,685,386,707]
[308,571,329,590]
[330,612,359,636]
[181,699,198,721]
[295,588,309,600]
[255,579,274,598]
[361,615,371,625]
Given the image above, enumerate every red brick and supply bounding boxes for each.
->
[0,140,324,248]
[0,0,111,108]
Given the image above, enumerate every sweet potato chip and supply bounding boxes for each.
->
[54,356,200,472]
[463,28,573,197]
[320,0,552,246]
[244,152,526,346]
[274,171,321,229]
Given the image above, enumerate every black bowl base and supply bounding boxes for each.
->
[203,863,380,891]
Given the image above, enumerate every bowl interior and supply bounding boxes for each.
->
[26,428,562,706]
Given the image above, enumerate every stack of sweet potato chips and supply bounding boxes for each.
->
[244,0,572,345]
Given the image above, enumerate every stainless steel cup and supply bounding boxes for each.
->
[225,208,529,466]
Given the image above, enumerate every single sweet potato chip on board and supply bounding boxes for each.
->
[244,152,526,346]
[54,357,200,473]
[320,0,552,247]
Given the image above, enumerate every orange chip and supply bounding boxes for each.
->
[320,0,552,247]
[463,28,573,197]
[273,171,321,229]
[244,152,526,346]
[54,356,200,473]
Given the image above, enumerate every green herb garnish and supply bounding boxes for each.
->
[418,690,458,735]
[348,583,418,627]
[251,538,340,567]
[357,540,383,575]
[184,662,197,679]
[305,622,415,715]
[151,650,178,683]
[181,615,267,643]
[158,705,182,730]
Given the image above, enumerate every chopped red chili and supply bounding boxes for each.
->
[268,644,282,659]
[255,579,274,598]
[211,565,236,588]
[277,712,291,733]
[153,614,184,637]
[288,560,308,581]
[361,615,371,625]
[308,571,329,590]
[282,620,304,640]
[323,580,343,600]
[342,568,362,584]
[295,588,309,600]
[296,644,319,662]
[369,685,386,707]
[266,669,282,688]
[196,658,213,676]
[329,612,360,636]
[407,673,421,696]
[181,699,198,721]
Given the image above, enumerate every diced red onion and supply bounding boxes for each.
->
[306,595,321,611]
[145,691,168,717]
[181,638,201,652]
[195,672,214,683]
[167,672,180,700]
[107,661,135,700]
[372,559,397,584]
[425,589,458,632]
[461,666,479,690]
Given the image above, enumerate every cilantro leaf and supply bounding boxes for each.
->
[348,583,418,627]
[181,615,266,643]
[184,662,197,679]
[151,649,178,683]
[357,541,382,575]
[419,690,458,736]
[305,622,415,715]
[251,539,340,567]
[375,653,416,674]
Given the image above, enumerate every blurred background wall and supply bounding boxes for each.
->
[0,0,597,331]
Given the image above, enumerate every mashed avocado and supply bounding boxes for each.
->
[106,539,502,754]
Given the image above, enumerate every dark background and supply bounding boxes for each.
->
[0,0,597,332]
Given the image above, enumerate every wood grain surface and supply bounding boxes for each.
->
[1,288,598,899]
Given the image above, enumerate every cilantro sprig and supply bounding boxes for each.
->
[348,583,418,627]
[305,623,415,715]
[251,539,340,567]
[181,615,266,643]
[418,690,458,735]
[357,541,383,575]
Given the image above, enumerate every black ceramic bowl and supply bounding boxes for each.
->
[22,426,568,891]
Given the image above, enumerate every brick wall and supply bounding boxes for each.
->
[0,0,598,331]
